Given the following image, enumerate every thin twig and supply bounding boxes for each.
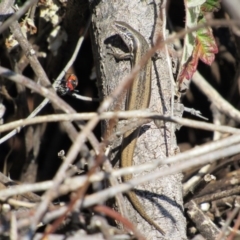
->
[1,133,240,206]
[34,37,173,228]
[30,117,100,232]
[5,17,240,232]
[103,149,128,226]
[160,0,176,154]
[50,18,92,91]
[1,17,100,151]
[9,21,51,87]
[93,205,145,240]
[72,92,99,102]
[0,110,239,135]
[0,67,77,115]
[82,142,240,207]
[10,212,17,240]
[183,164,212,196]
[29,2,38,20]
[2,18,240,144]
[193,186,240,205]
[0,0,38,34]
[227,209,240,240]
[42,150,104,237]
[8,198,36,209]
[16,140,240,229]
[24,32,165,231]
[217,205,240,240]
[193,71,240,123]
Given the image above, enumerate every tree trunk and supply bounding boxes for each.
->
[90,0,186,238]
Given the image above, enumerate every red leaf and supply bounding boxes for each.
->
[196,19,218,65]
[178,46,199,83]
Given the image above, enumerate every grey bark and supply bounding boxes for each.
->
[90,0,186,239]
[0,0,15,138]
[0,0,14,26]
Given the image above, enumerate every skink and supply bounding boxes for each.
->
[112,21,165,235]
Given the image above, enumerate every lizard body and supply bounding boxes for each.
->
[112,21,165,235]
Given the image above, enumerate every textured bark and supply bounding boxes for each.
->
[0,0,14,26]
[90,0,186,239]
[186,201,222,240]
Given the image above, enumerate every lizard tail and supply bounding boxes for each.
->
[126,191,165,235]
[121,129,165,235]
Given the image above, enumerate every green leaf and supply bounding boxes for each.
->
[201,0,220,12]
